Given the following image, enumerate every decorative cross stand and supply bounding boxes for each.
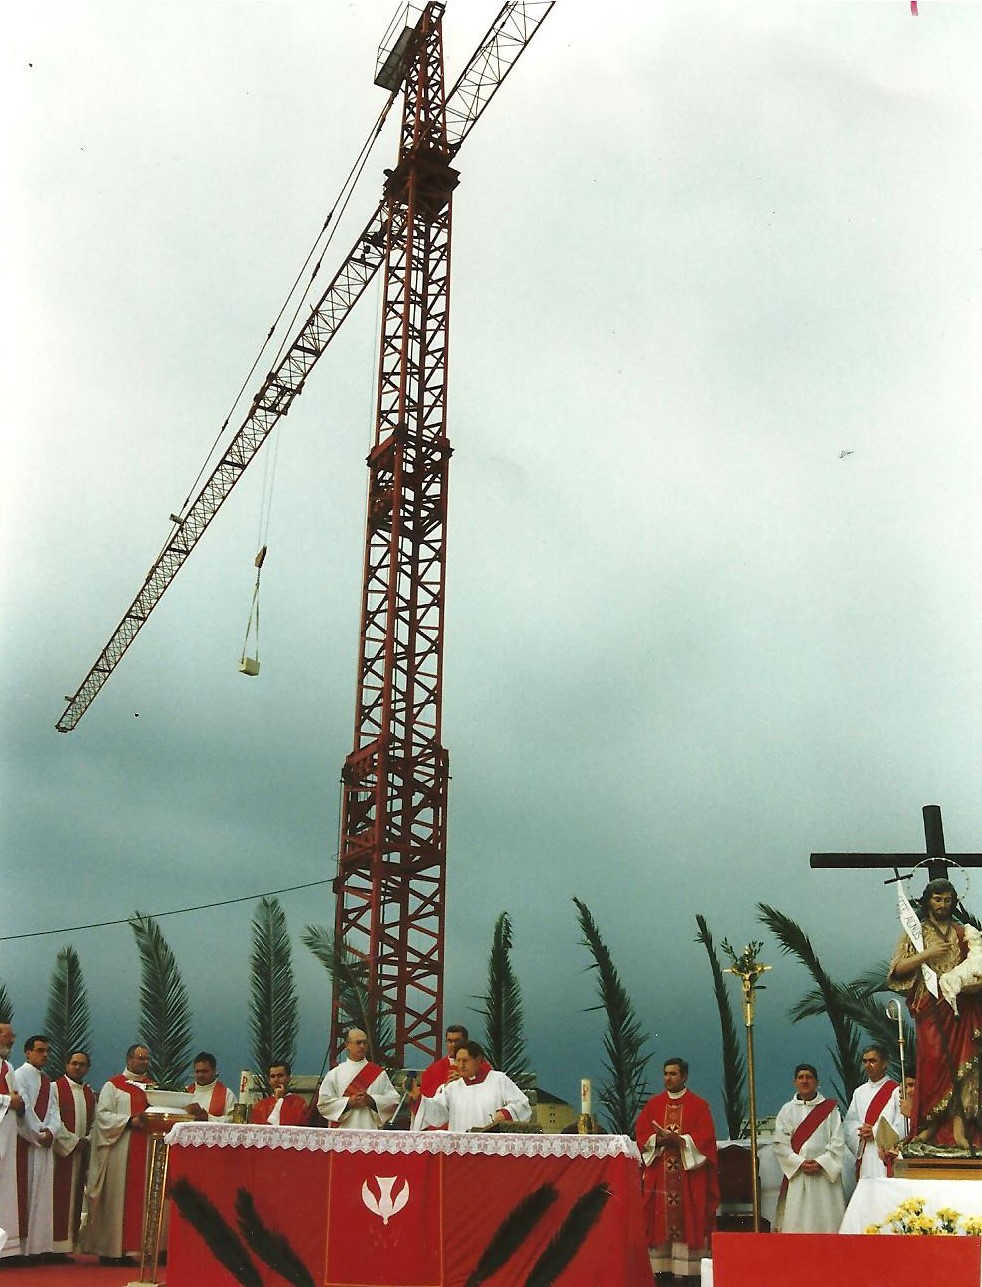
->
[811,804,982,895]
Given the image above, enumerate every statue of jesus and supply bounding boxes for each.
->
[887,879,982,1152]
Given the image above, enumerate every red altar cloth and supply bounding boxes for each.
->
[713,1233,982,1285]
[165,1122,650,1287]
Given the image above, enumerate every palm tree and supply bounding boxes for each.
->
[573,897,653,1134]
[474,912,532,1087]
[130,913,195,1088]
[43,946,92,1076]
[694,915,747,1137]
[757,903,864,1104]
[249,897,299,1089]
[300,926,395,1067]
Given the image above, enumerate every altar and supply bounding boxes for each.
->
[164,1122,651,1286]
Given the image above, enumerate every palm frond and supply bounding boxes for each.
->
[694,915,747,1138]
[300,925,395,1067]
[524,1184,611,1287]
[757,903,864,1104]
[464,1184,558,1287]
[0,980,13,1023]
[474,913,531,1086]
[249,898,299,1090]
[235,1189,315,1287]
[573,898,653,1135]
[129,912,194,1089]
[43,946,93,1076]
[170,1178,262,1287]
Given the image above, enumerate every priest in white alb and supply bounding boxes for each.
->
[52,1050,96,1254]
[13,1035,62,1259]
[410,1040,531,1132]
[184,1051,236,1122]
[772,1063,846,1233]
[317,1029,400,1129]
[0,1022,27,1262]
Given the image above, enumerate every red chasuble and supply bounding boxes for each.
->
[249,1093,309,1126]
[636,1090,719,1252]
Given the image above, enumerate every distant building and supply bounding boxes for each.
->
[533,1088,578,1134]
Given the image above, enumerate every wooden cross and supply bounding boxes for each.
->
[811,805,982,893]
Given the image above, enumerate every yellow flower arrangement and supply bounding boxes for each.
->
[865,1198,982,1236]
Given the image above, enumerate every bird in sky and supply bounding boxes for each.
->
[839,449,855,459]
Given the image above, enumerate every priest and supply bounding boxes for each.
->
[0,1022,26,1263]
[52,1050,96,1254]
[772,1064,846,1233]
[185,1051,236,1122]
[317,1030,400,1130]
[250,1061,310,1126]
[13,1035,62,1260]
[636,1057,718,1282]
[82,1043,154,1266]
[408,1040,530,1132]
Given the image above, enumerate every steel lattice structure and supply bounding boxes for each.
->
[335,5,457,1063]
[55,1,554,1067]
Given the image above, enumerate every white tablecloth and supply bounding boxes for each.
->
[840,1176,982,1233]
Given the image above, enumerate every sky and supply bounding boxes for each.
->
[2,0,980,1127]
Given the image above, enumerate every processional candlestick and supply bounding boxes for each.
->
[723,940,772,1235]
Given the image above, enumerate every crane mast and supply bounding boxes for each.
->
[54,0,554,1067]
[334,3,456,1063]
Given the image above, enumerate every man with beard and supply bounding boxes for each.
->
[888,879,982,1151]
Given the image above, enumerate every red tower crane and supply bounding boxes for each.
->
[55,1,553,1066]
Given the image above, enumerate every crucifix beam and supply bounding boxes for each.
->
[811,804,982,885]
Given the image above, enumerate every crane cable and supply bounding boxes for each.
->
[161,86,400,554]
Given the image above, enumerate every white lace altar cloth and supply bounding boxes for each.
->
[165,1121,642,1162]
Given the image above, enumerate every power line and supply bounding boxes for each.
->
[0,879,334,944]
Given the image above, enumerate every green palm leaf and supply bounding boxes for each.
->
[43,946,93,1076]
[573,898,652,1135]
[757,903,864,1104]
[0,980,12,1024]
[694,916,747,1138]
[474,913,532,1087]
[300,925,395,1067]
[249,898,299,1090]
[129,912,195,1089]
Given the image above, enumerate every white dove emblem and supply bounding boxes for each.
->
[361,1175,410,1225]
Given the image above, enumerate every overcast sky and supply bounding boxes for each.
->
[2,0,979,1125]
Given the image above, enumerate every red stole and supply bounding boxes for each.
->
[56,1076,96,1132]
[16,1071,53,1234]
[858,1079,898,1178]
[779,1097,838,1200]
[186,1079,229,1118]
[0,1058,11,1095]
[109,1074,153,1252]
[329,1061,382,1128]
[53,1076,96,1244]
